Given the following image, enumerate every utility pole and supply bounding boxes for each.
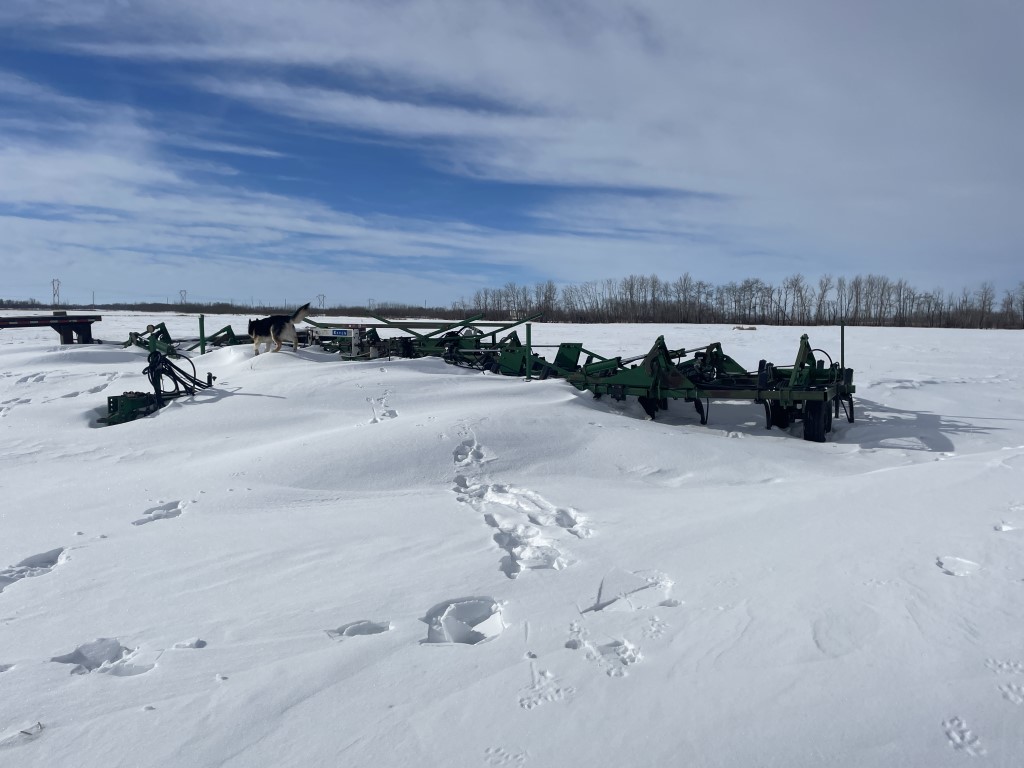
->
[51,278,61,307]
[316,293,326,310]
[179,290,187,304]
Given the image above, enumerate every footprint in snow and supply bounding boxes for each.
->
[986,658,1024,675]
[584,638,643,678]
[0,548,65,593]
[454,477,591,578]
[942,716,985,756]
[999,682,1024,705]
[173,638,207,649]
[326,620,392,639]
[132,500,187,526]
[0,398,31,417]
[50,638,154,677]
[517,661,574,710]
[484,746,529,766]
[935,556,979,576]
[457,480,591,539]
[367,391,397,423]
[488,518,571,580]
[565,621,644,677]
[453,437,486,467]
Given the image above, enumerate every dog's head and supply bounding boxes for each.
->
[247,319,256,336]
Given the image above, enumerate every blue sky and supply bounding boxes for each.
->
[1,1,1021,308]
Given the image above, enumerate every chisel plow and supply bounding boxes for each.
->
[562,332,855,442]
[104,311,855,441]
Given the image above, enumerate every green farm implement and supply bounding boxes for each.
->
[99,343,216,426]
[109,310,854,441]
[564,331,855,442]
[305,313,854,441]
[123,316,252,356]
[304,313,549,365]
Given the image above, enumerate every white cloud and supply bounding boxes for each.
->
[1,0,1022,301]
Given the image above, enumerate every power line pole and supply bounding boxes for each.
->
[316,293,326,310]
[52,278,61,307]
[179,290,187,304]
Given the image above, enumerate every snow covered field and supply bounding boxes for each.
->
[1,310,1023,768]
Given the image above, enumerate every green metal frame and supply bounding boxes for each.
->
[302,314,547,363]
[124,322,179,356]
[564,332,855,442]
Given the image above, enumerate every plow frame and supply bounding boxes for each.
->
[565,331,855,442]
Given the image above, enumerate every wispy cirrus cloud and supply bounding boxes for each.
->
[0,0,1021,304]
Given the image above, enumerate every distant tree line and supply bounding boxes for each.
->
[0,296,456,321]
[452,274,1024,329]
[5,273,1023,329]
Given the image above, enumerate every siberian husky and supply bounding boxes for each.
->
[247,303,311,355]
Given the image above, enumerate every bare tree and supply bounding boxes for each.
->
[815,274,834,324]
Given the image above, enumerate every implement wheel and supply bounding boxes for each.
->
[767,402,791,429]
[803,401,827,443]
[693,398,708,425]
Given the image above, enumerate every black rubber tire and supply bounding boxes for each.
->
[638,396,658,420]
[803,401,826,442]
[694,398,707,425]
[770,404,792,429]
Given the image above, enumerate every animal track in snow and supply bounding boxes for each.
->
[456,480,591,538]
[451,436,591,577]
[941,716,985,756]
[0,548,65,593]
[935,556,979,576]
[367,390,397,423]
[0,397,31,417]
[132,500,187,526]
[584,638,643,678]
[994,507,1022,532]
[517,662,574,710]
[484,747,529,766]
[565,621,588,651]
[173,638,207,649]
[326,620,392,639]
[50,638,154,676]
[453,437,486,467]
[999,682,1024,705]
[986,658,1024,674]
[642,616,669,640]
[487,515,571,579]
[565,622,643,677]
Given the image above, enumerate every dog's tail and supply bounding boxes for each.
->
[291,302,312,324]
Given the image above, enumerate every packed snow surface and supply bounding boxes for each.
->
[1,311,1023,767]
